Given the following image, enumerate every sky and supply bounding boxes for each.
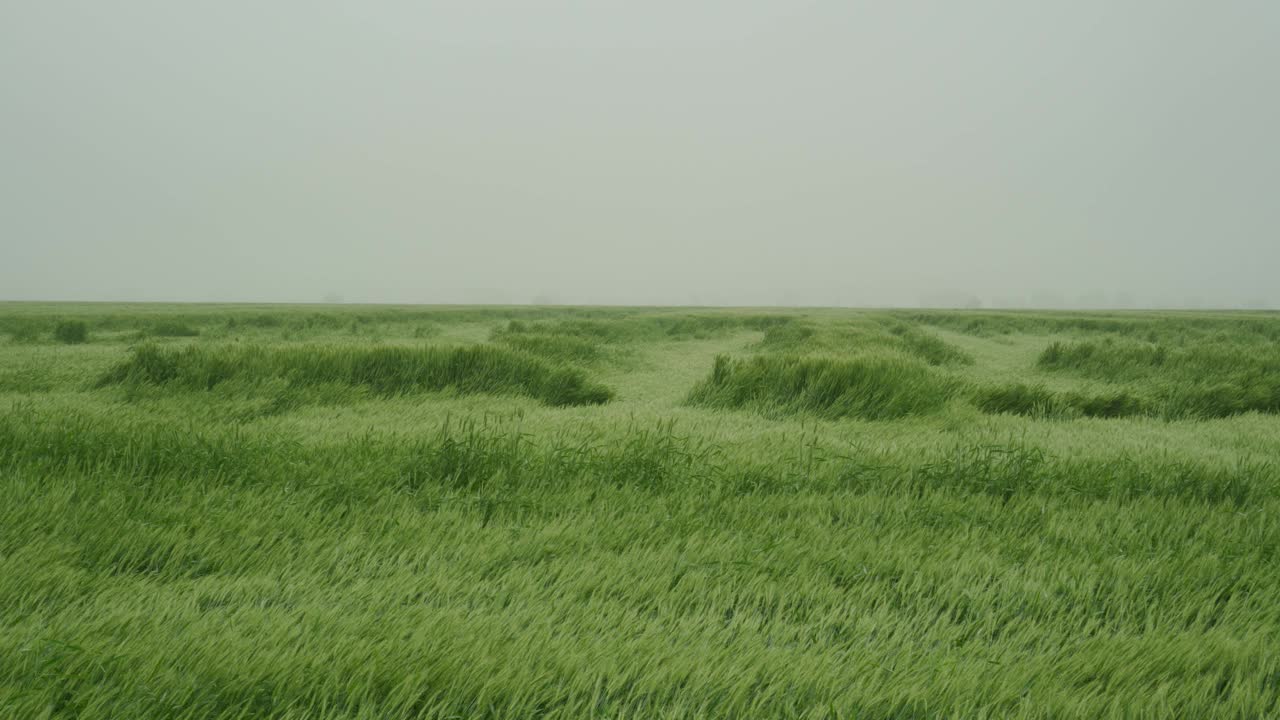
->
[2,1,1277,308]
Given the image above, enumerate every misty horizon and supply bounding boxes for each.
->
[3,1,1277,309]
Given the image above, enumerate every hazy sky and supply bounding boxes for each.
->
[2,1,1277,307]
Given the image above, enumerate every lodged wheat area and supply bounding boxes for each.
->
[2,303,1279,718]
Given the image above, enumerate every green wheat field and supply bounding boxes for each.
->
[2,303,1278,719]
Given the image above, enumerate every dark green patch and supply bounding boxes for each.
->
[53,320,89,344]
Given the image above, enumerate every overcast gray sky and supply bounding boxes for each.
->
[2,1,1277,308]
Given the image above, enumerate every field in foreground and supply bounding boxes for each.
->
[2,303,1279,718]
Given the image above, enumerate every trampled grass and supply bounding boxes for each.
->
[2,302,1280,718]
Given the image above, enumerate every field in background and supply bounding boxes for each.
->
[2,302,1278,718]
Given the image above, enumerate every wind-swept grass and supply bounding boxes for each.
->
[907,309,1280,342]
[2,404,1272,512]
[1039,339,1280,418]
[3,303,1280,718]
[491,325,604,364]
[97,343,614,407]
[973,382,1146,419]
[755,320,972,366]
[755,321,817,348]
[143,320,201,338]
[973,382,1062,417]
[504,313,797,345]
[687,354,955,420]
[885,322,974,365]
[3,320,40,343]
[1039,339,1168,378]
[5,408,1276,719]
[53,320,89,344]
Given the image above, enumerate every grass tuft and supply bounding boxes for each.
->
[973,383,1145,419]
[4,320,41,343]
[1038,339,1280,418]
[97,344,614,407]
[687,354,955,420]
[144,320,201,338]
[887,323,975,366]
[492,330,603,364]
[53,320,89,344]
